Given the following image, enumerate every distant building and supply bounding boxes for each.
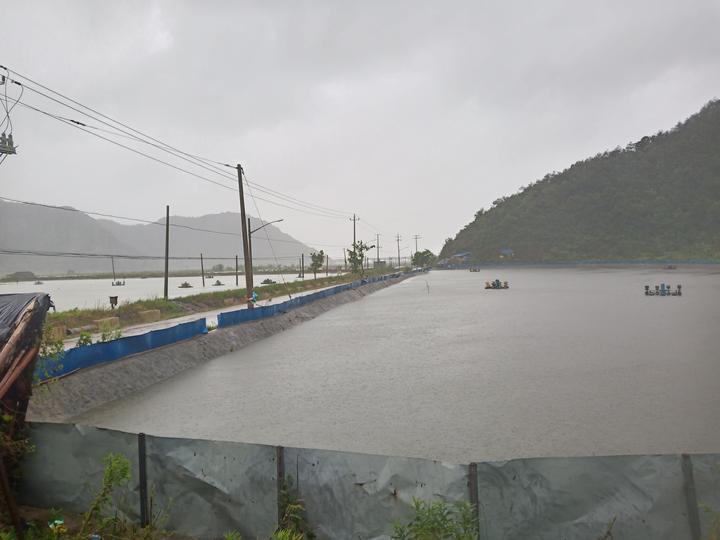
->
[438,252,471,268]
[3,271,36,282]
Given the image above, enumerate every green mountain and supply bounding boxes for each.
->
[440,100,720,262]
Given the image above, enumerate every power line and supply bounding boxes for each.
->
[0,247,305,262]
[359,218,385,233]
[4,66,235,172]
[1,69,23,134]
[6,68,354,218]
[17,96,354,221]
[18,99,237,191]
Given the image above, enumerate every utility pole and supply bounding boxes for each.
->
[343,249,347,271]
[163,205,169,300]
[200,253,205,287]
[325,254,329,276]
[350,214,359,247]
[247,217,253,277]
[413,235,421,256]
[111,256,116,282]
[301,253,305,278]
[375,234,380,264]
[235,255,239,286]
[237,164,253,308]
[396,234,401,268]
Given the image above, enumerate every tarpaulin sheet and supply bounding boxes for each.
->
[691,454,720,535]
[19,422,140,519]
[36,317,207,381]
[284,446,468,539]
[475,454,690,540]
[0,292,51,343]
[18,422,719,540]
[145,434,277,539]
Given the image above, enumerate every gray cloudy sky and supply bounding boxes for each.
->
[2,1,719,258]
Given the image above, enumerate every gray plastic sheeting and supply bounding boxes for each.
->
[145,434,277,539]
[284,447,469,539]
[19,423,140,519]
[476,454,695,540]
[693,454,720,535]
[17,423,720,540]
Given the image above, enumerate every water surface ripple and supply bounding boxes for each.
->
[74,268,720,462]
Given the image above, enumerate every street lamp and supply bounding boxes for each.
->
[250,219,284,236]
[247,218,284,302]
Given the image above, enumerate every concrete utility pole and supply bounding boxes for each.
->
[413,235,421,257]
[200,253,205,287]
[247,218,253,276]
[163,205,170,300]
[236,164,253,308]
[375,234,380,264]
[350,214,359,247]
[396,234,402,268]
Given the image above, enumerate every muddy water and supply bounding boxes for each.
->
[74,267,720,463]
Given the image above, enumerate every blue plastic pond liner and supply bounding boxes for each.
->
[216,277,389,328]
[36,318,207,382]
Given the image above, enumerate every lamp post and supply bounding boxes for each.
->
[247,218,284,302]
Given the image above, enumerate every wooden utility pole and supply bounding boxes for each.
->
[301,253,305,278]
[375,234,380,264]
[163,205,170,300]
[200,253,205,287]
[235,255,239,286]
[236,164,253,308]
[396,234,401,268]
[325,254,329,276]
[343,249,347,271]
[111,256,116,282]
[413,235,421,257]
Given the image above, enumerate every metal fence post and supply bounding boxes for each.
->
[681,454,702,540]
[468,462,479,538]
[138,432,149,527]
[276,445,285,526]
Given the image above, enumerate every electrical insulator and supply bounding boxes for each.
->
[0,132,17,155]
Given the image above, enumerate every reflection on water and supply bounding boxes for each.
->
[0,274,306,311]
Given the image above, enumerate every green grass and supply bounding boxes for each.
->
[44,271,390,338]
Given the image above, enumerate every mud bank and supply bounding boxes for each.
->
[28,277,407,422]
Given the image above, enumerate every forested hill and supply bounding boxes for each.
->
[440,100,720,262]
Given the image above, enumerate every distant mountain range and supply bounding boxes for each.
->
[0,202,317,276]
[441,100,720,262]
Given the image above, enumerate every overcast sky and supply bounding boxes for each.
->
[2,1,719,258]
